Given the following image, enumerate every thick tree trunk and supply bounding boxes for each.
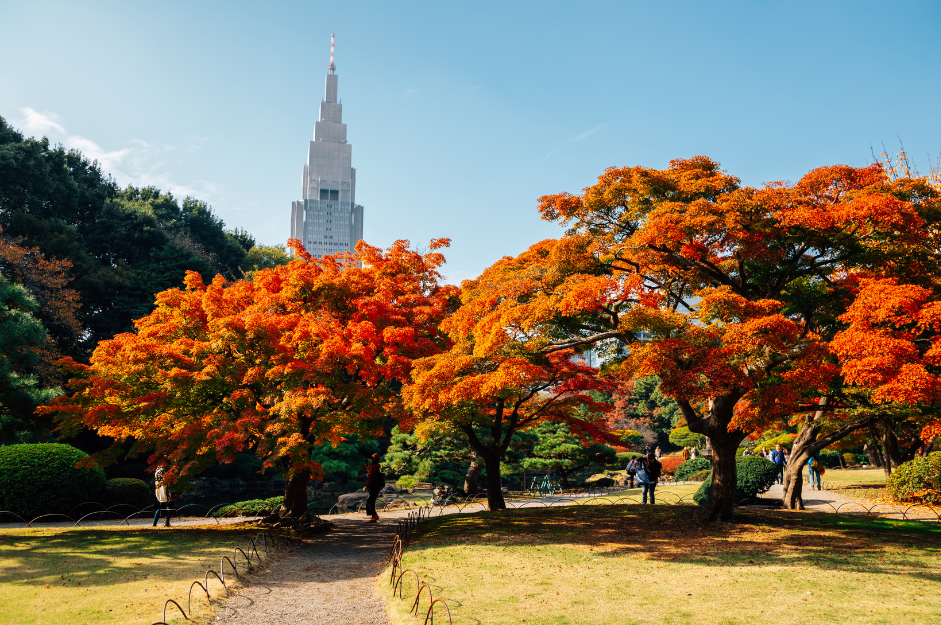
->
[278,467,311,518]
[483,452,506,510]
[783,423,817,510]
[696,432,744,522]
[464,454,481,495]
[781,399,874,510]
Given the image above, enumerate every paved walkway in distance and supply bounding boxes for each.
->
[213,514,406,625]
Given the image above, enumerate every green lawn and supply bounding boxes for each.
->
[0,525,278,625]
[383,505,941,625]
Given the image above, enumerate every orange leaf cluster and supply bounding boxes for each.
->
[41,239,458,483]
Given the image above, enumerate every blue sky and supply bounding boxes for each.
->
[2,1,940,283]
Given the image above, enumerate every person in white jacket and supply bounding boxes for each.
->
[152,467,170,527]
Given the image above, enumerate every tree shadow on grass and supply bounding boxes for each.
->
[0,527,267,588]
[409,504,941,584]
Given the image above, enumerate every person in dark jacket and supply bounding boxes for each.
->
[363,453,383,522]
[636,452,662,504]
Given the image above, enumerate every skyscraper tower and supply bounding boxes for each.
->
[290,34,364,257]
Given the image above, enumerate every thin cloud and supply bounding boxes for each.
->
[543,123,609,160]
[16,108,224,203]
[574,123,607,141]
[401,88,417,100]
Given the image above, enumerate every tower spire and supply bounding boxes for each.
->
[329,33,336,74]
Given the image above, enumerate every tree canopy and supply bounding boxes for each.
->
[41,238,458,519]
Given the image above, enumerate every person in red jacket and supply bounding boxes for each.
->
[362,453,383,522]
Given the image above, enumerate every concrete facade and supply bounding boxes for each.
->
[290,58,364,258]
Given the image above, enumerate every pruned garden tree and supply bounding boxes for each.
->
[41,238,458,523]
[402,243,616,511]
[529,156,939,521]
[519,419,617,488]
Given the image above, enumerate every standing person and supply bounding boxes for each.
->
[152,467,169,527]
[654,446,662,460]
[636,453,662,505]
[362,453,384,523]
[690,447,698,460]
[806,452,822,490]
[625,456,640,489]
[682,447,690,461]
[770,444,786,484]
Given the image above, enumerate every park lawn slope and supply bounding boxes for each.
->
[383,505,941,625]
[0,525,271,625]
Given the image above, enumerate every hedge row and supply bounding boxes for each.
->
[693,456,778,505]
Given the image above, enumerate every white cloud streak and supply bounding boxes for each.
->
[543,122,609,160]
[16,107,223,203]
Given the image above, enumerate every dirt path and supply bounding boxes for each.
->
[213,513,409,625]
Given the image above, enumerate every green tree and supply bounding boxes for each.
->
[310,436,379,484]
[0,276,60,442]
[520,420,617,488]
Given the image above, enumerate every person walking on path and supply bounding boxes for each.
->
[636,453,662,504]
[654,446,662,460]
[625,457,640,489]
[682,447,690,461]
[770,444,787,484]
[152,467,170,527]
[363,453,384,523]
[806,452,823,490]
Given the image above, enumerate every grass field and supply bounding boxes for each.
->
[0,525,277,625]
[383,505,941,625]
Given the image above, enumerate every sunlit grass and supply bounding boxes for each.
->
[0,525,276,624]
[382,505,941,625]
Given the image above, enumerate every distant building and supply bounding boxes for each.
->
[290,34,364,258]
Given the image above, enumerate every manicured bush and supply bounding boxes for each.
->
[105,478,151,509]
[591,477,616,487]
[818,449,841,469]
[659,457,684,475]
[668,426,705,448]
[689,469,711,482]
[843,452,858,466]
[675,458,711,481]
[755,432,796,453]
[396,475,418,490]
[0,443,106,518]
[886,453,941,504]
[693,456,778,505]
[209,496,284,518]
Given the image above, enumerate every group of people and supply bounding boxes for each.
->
[624,452,662,504]
[754,443,823,490]
[680,446,700,460]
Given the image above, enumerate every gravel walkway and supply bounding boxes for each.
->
[213,513,409,625]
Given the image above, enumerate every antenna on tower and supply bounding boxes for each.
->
[329,33,336,74]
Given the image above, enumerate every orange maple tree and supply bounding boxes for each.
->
[832,277,941,448]
[526,156,939,520]
[41,239,458,519]
[402,245,616,511]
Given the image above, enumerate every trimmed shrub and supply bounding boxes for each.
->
[0,443,106,518]
[592,477,616,487]
[659,457,684,475]
[886,453,941,504]
[693,456,779,505]
[843,452,858,466]
[105,478,151,508]
[755,432,796,453]
[668,426,705,448]
[675,458,711,481]
[396,475,418,491]
[689,469,711,482]
[818,450,841,469]
[210,496,284,518]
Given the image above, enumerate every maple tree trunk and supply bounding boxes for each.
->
[696,433,744,522]
[464,454,481,495]
[782,423,817,510]
[483,451,506,511]
[278,467,310,518]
